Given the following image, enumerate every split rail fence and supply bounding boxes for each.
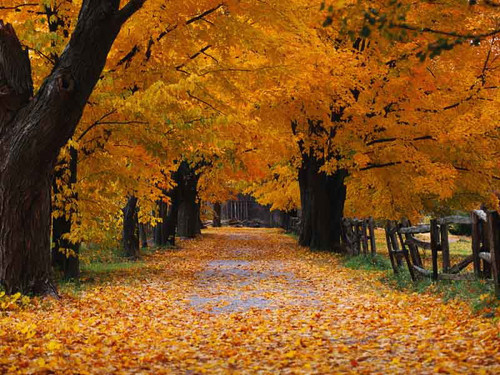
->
[384,210,500,297]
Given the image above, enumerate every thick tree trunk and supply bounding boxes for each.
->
[52,146,80,279]
[298,153,347,252]
[122,196,140,259]
[0,1,145,294]
[177,161,201,238]
[213,202,222,227]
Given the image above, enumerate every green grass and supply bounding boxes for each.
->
[81,261,145,274]
[342,254,392,271]
[58,260,147,296]
[343,228,498,317]
[56,244,170,295]
[380,269,499,317]
[368,229,497,310]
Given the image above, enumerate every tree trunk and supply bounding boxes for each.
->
[122,196,140,259]
[154,199,168,246]
[0,1,145,294]
[139,224,148,248]
[177,161,201,238]
[298,153,347,252]
[52,146,80,279]
[154,176,180,247]
[213,202,222,227]
[166,200,180,245]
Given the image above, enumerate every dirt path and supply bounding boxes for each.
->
[1,228,499,374]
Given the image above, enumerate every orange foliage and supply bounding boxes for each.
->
[1,0,499,240]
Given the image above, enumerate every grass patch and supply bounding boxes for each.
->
[381,270,499,317]
[342,254,392,271]
[81,261,145,275]
[58,260,147,295]
[57,243,178,295]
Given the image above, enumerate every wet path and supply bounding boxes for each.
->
[1,228,499,374]
[188,231,320,314]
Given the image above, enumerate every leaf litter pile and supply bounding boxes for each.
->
[1,228,499,374]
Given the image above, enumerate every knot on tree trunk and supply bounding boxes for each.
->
[56,71,76,94]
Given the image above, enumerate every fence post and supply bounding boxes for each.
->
[471,212,482,277]
[385,221,398,274]
[361,220,368,255]
[354,222,361,255]
[390,224,403,267]
[441,224,450,273]
[397,227,416,281]
[430,219,440,281]
[369,217,376,256]
[487,211,500,298]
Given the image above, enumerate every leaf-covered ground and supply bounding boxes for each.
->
[1,228,499,374]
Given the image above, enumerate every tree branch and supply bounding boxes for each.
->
[0,20,33,129]
[120,3,223,66]
[176,45,212,74]
[186,4,224,25]
[0,3,38,10]
[360,161,403,171]
[366,135,434,146]
[390,23,500,41]
[77,110,117,141]
[454,165,500,181]
[187,91,225,115]
[117,0,147,25]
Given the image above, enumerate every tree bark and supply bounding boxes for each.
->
[154,199,168,246]
[166,200,180,245]
[213,202,222,227]
[52,146,80,279]
[0,0,145,294]
[298,152,348,252]
[177,161,201,238]
[154,174,180,247]
[139,223,148,248]
[122,196,140,259]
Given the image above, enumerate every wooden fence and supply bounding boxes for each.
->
[222,200,251,221]
[341,217,377,256]
[385,210,500,297]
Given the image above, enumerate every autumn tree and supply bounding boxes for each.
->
[237,0,500,251]
[0,0,146,294]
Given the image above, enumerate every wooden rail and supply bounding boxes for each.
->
[384,210,500,297]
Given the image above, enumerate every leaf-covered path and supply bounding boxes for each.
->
[1,228,500,374]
